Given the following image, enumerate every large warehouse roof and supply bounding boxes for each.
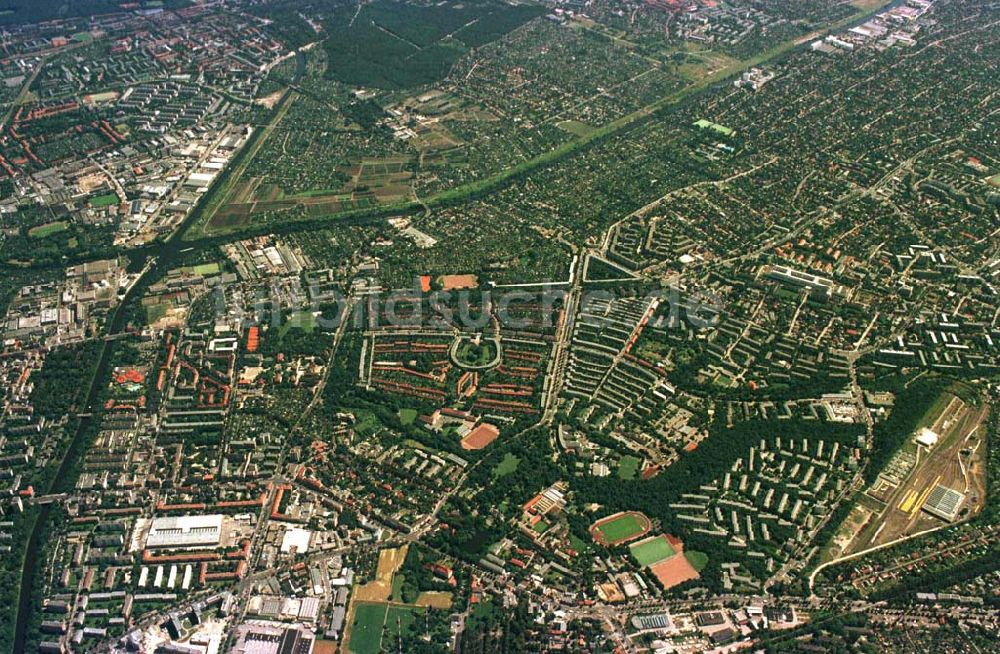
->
[922,485,966,522]
[146,514,224,549]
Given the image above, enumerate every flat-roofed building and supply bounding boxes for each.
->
[146,514,224,549]
[922,485,966,522]
[763,264,846,300]
[922,484,965,522]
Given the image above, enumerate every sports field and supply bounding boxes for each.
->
[590,511,651,545]
[629,535,676,566]
[89,192,120,207]
[650,555,700,589]
[27,221,68,238]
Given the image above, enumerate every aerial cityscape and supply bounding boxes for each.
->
[0,0,997,652]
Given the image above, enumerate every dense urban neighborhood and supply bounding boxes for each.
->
[0,0,998,653]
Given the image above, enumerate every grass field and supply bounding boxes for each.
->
[89,192,119,207]
[617,455,641,480]
[556,120,597,137]
[279,311,317,336]
[456,341,496,367]
[493,453,520,479]
[630,536,676,566]
[145,303,169,325]
[27,221,68,238]
[694,118,734,136]
[569,533,589,555]
[398,408,418,425]
[348,602,388,654]
[685,550,709,572]
[190,263,221,276]
[390,574,406,602]
[591,511,651,545]
[989,174,1000,188]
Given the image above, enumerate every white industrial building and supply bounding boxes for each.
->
[145,514,225,549]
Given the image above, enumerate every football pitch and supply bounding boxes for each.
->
[592,511,650,544]
[629,536,676,566]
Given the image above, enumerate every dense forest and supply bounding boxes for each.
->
[321,0,545,89]
[29,340,104,419]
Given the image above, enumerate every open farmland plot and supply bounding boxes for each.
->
[590,511,651,545]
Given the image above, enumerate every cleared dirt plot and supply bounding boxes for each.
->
[414,591,453,609]
[650,553,701,589]
[355,545,409,602]
[847,393,989,554]
[439,274,478,290]
[460,422,500,450]
[590,511,652,546]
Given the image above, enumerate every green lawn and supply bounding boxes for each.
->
[145,303,169,325]
[617,455,641,480]
[390,574,406,602]
[685,550,709,572]
[89,192,120,207]
[629,536,676,566]
[190,263,221,276]
[467,599,497,629]
[556,120,597,137]
[353,409,381,438]
[398,408,418,425]
[493,453,520,479]
[569,533,589,555]
[28,221,69,238]
[279,311,316,337]
[595,513,647,543]
[693,118,734,136]
[349,602,388,654]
